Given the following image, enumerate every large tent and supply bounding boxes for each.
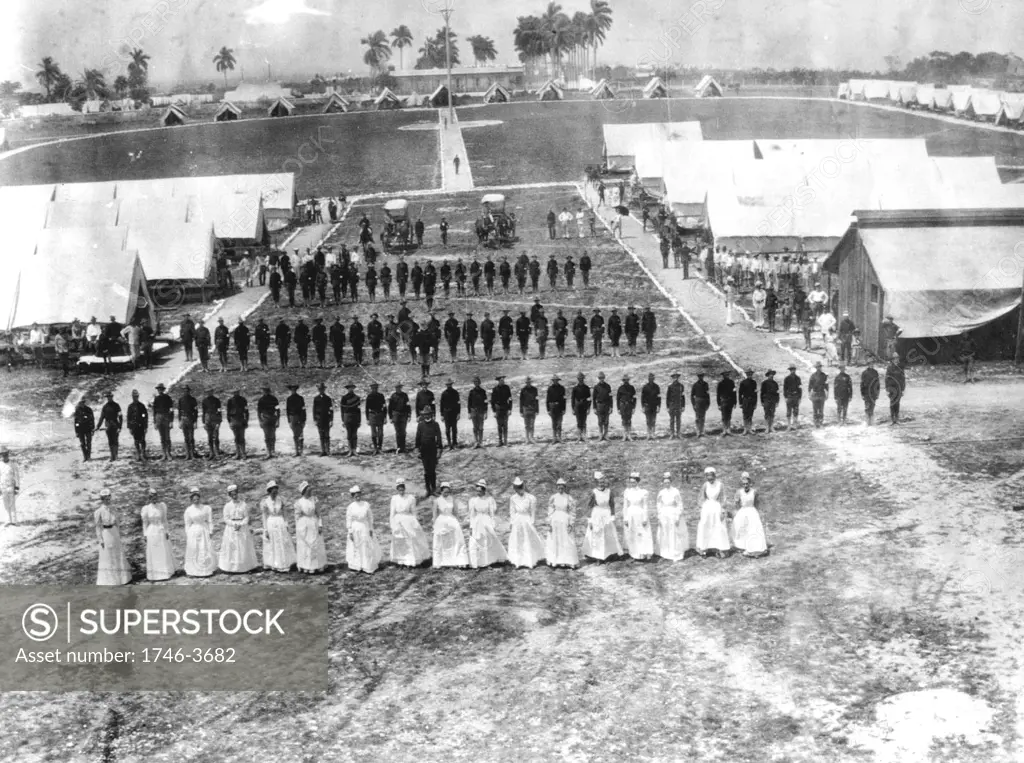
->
[932,157,1002,187]
[214,101,242,122]
[660,141,758,216]
[896,86,918,106]
[996,96,1024,126]
[44,200,120,229]
[125,223,218,289]
[752,138,929,163]
[603,122,704,173]
[537,80,563,101]
[321,93,350,113]
[694,75,723,97]
[966,89,1002,120]
[836,82,849,99]
[847,80,867,100]
[116,196,201,226]
[161,105,187,127]
[931,89,954,111]
[912,85,935,108]
[267,97,295,117]
[951,90,973,113]
[862,80,891,100]
[643,77,668,98]
[483,83,511,104]
[374,87,402,110]
[886,81,918,102]
[54,181,118,203]
[428,84,452,108]
[591,79,616,99]
[114,178,179,200]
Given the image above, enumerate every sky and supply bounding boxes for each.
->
[3,0,1023,88]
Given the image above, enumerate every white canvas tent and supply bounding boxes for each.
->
[114,178,179,200]
[694,75,723,97]
[951,90,973,113]
[591,79,616,99]
[214,101,242,121]
[753,138,929,162]
[18,103,75,118]
[967,89,1002,119]
[643,77,668,98]
[267,97,295,117]
[887,81,918,102]
[44,200,120,229]
[483,83,511,103]
[896,86,918,106]
[836,82,849,99]
[195,187,267,244]
[913,85,935,108]
[117,196,201,226]
[996,96,1024,126]
[54,181,118,203]
[661,140,757,216]
[125,223,218,286]
[321,93,350,113]
[847,80,867,100]
[861,81,891,100]
[537,80,564,101]
[932,157,1002,187]
[374,87,402,109]
[0,185,55,231]
[161,105,187,126]
[604,122,704,172]
[931,89,953,111]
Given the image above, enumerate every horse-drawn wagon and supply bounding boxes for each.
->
[381,198,417,253]
[475,193,519,248]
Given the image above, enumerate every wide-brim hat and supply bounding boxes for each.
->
[629,471,640,480]
[349,485,361,495]
[226,484,238,493]
[266,480,278,491]
[788,365,797,370]
[704,467,716,474]
[155,383,166,391]
[298,481,311,494]
[512,477,524,487]
[188,486,200,496]
[99,488,112,498]
[440,481,451,489]
[475,479,487,488]
[345,383,357,389]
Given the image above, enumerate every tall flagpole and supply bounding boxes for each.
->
[440,5,454,120]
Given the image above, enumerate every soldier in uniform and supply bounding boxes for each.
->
[579,250,592,288]
[572,309,588,357]
[97,391,122,461]
[491,375,512,446]
[226,388,249,459]
[546,374,566,442]
[396,258,409,299]
[201,389,222,459]
[483,257,496,295]
[366,313,384,365]
[411,260,424,299]
[546,255,559,291]
[470,259,482,295]
[860,362,880,426]
[415,379,435,418]
[234,318,251,372]
[885,355,905,426]
[414,407,444,496]
[385,315,401,364]
[498,309,514,360]
[311,318,328,368]
[180,314,195,361]
[365,382,387,454]
[515,310,532,360]
[552,309,569,358]
[255,318,271,370]
[691,371,711,437]
[387,382,411,453]
[439,378,461,450]
[590,308,605,357]
[257,385,280,458]
[717,370,737,437]
[444,311,461,363]
[737,369,758,435]
[641,305,658,354]
[340,382,362,455]
[783,364,803,431]
[760,370,780,434]
[178,385,199,460]
[808,361,829,428]
[641,372,661,440]
[664,372,685,439]
[214,318,231,371]
[195,319,212,371]
[463,313,479,360]
[624,306,640,355]
[534,309,549,360]
[414,324,433,378]
[285,383,306,456]
[348,317,365,366]
[152,383,175,460]
[607,308,622,358]
[571,372,591,442]
[480,312,496,361]
[126,389,148,461]
[275,318,291,368]
[834,364,853,425]
[74,398,95,462]
[467,377,488,448]
[313,382,334,455]
[592,371,613,441]
[499,256,511,294]
[616,374,637,441]
[294,318,311,368]
[520,376,539,444]
[427,313,441,364]
[329,316,346,367]
[564,256,576,289]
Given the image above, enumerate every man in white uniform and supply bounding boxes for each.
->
[0,446,20,524]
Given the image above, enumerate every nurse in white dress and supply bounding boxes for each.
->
[467,479,507,568]
[346,485,383,573]
[507,477,545,568]
[183,487,217,577]
[219,484,259,573]
[655,472,688,561]
[545,478,579,568]
[622,472,653,560]
[582,472,623,561]
[432,482,470,567]
[732,472,768,557]
[141,488,176,581]
[389,478,431,567]
[260,480,296,572]
[695,467,731,557]
[95,488,131,585]
[295,481,328,573]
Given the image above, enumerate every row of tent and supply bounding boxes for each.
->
[0,173,298,330]
[838,80,1024,125]
[582,75,722,101]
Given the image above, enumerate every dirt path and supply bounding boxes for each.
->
[439,110,474,193]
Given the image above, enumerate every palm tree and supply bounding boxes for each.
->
[79,68,108,99]
[129,48,150,72]
[588,0,613,79]
[213,46,237,87]
[361,30,392,76]
[514,15,547,79]
[36,56,62,101]
[390,25,413,71]
[542,6,574,80]
[0,81,21,98]
[570,11,588,84]
[467,35,497,67]
[113,75,130,97]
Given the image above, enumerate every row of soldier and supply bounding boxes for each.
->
[70,360,907,464]
[176,302,660,373]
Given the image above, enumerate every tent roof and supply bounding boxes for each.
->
[914,84,935,103]
[591,79,615,97]
[931,89,953,109]
[45,200,120,229]
[483,82,510,96]
[836,82,849,98]
[886,81,918,100]
[117,196,200,226]
[161,105,187,122]
[897,86,918,102]
[195,188,265,241]
[998,100,1024,121]
[322,92,349,111]
[970,89,1002,116]
[214,101,242,117]
[0,185,54,230]
[375,87,401,104]
[660,141,757,206]
[54,181,118,203]
[643,77,667,96]
[114,178,179,200]
[481,193,505,204]
[605,122,704,171]
[952,90,973,111]
[125,223,217,282]
[695,75,722,95]
[932,157,1002,187]
[862,80,890,99]
[847,80,867,96]
[35,226,127,255]
[537,80,563,97]
[867,180,1024,211]
[752,138,928,162]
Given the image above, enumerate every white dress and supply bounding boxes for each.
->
[467,495,508,568]
[507,493,545,568]
[695,480,731,553]
[141,501,176,581]
[546,493,579,567]
[582,487,623,561]
[347,500,383,573]
[732,487,768,556]
[183,504,217,577]
[295,497,328,573]
[96,507,131,585]
[432,496,469,568]
[655,487,688,561]
[622,486,654,560]
[219,500,259,573]
[390,493,431,567]
[261,496,296,572]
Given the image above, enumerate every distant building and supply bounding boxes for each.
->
[391,65,525,95]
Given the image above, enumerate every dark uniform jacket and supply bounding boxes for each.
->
[127,400,149,430]
[255,322,271,349]
[808,371,829,399]
[860,368,880,401]
[99,401,122,430]
[152,392,174,418]
[546,383,566,414]
[365,391,387,420]
[201,395,222,426]
[226,395,249,427]
[691,379,711,407]
[571,383,591,414]
[589,313,605,337]
[178,394,199,422]
[760,379,780,406]
[340,392,362,425]
[74,404,95,435]
[593,381,613,410]
[257,394,280,424]
[783,373,803,400]
[415,389,435,417]
[275,321,291,347]
[641,382,661,412]
[415,420,443,454]
[286,393,306,423]
[388,391,410,421]
[717,378,737,408]
[440,388,461,419]
[616,383,637,414]
[467,387,488,414]
[738,378,758,408]
[834,372,853,401]
[519,385,539,414]
[491,384,512,414]
[666,381,685,411]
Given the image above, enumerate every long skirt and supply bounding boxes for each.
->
[623,505,654,560]
[295,515,328,573]
[582,506,622,561]
[695,500,731,553]
[507,515,545,568]
[390,513,432,567]
[347,521,382,573]
[432,514,469,568]
[545,510,579,568]
[97,527,131,585]
[219,524,259,573]
[184,525,217,577]
[263,514,296,572]
[656,509,689,561]
[469,513,507,568]
[732,506,768,556]
[144,526,177,581]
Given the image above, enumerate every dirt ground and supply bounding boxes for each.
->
[3,185,1024,760]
